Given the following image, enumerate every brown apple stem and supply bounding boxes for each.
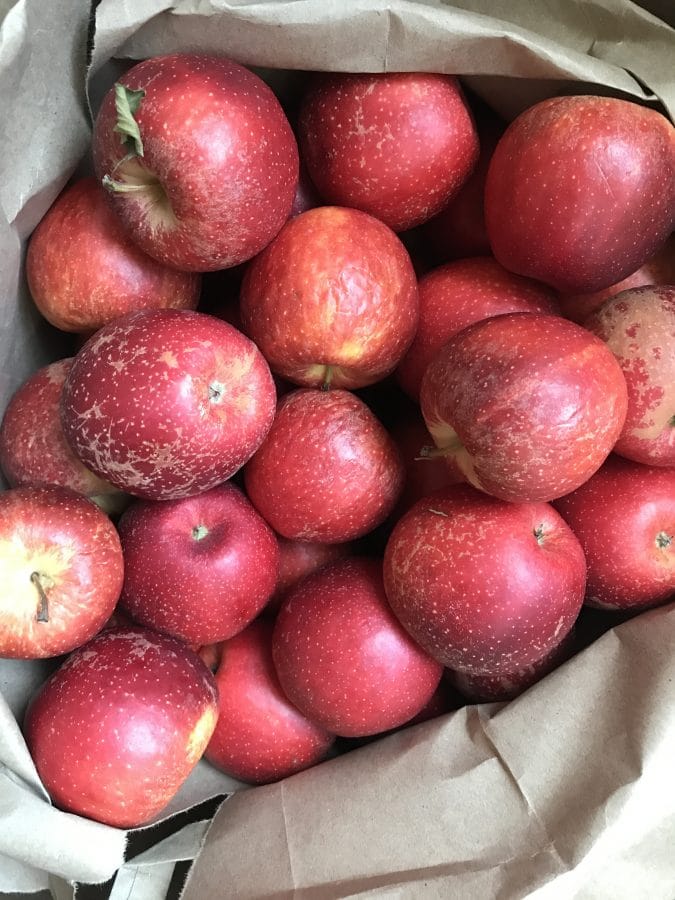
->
[31,572,49,623]
[321,366,334,392]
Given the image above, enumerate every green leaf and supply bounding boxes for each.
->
[112,84,145,158]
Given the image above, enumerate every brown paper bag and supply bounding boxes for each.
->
[1,1,673,896]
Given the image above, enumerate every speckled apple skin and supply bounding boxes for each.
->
[553,456,675,611]
[420,312,628,502]
[61,309,276,501]
[244,389,404,542]
[584,285,675,467]
[396,257,559,400]
[118,483,279,644]
[383,485,586,675]
[485,96,675,293]
[23,626,219,828]
[205,619,334,784]
[0,359,121,505]
[93,54,298,271]
[298,73,479,232]
[266,536,353,614]
[558,234,675,323]
[0,486,123,658]
[26,178,200,332]
[239,206,418,389]
[272,557,443,737]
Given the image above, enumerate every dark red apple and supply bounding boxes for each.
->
[421,110,504,262]
[272,557,443,737]
[558,234,675,323]
[0,359,126,514]
[118,483,279,644]
[383,485,586,675]
[240,206,418,390]
[0,486,124,658]
[553,456,675,611]
[289,162,321,217]
[61,309,276,500]
[266,536,353,614]
[23,626,219,827]
[93,54,298,271]
[420,312,628,502]
[26,178,200,332]
[584,285,675,467]
[205,619,334,784]
[447,628,575,702]
[244,389,404,542]
[395,257,559,400]
[485,96,675,292]
[298,73,479,231]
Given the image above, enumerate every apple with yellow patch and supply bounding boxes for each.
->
[24,625,219,828]
[0,485,124,658]
[240,206,418,389]
[61,309,276,500]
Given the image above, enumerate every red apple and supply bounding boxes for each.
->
[272,558,443,737]
[447,628,575,702]
[485,96,675,292]
[396,257,559,400]
[298,73,479,231]
[421,109,504,262]
[383,485,586,675]
[244,389,404,542]
[289,162,322,217]
[584,285,675,467]
[0,486,124,658]
[558,234,675,323]
[26,178,201,332]
[266,536,353,614]
[205,619,334,784]
[0,359,127,515]
[61,309,276,500]
[553,456,675,611]
[118,483,279,645]
[93,54,298,271]
[239,206,418,390]
[420,312,628,502]
[23,626,219,827]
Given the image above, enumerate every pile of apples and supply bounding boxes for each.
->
[1,53,674,830]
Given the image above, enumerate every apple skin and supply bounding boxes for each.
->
[0,358,125,513]
[289,162,322,217]
[421,109,503,262]
[558,234,675,323]
[240,206,418,390]
[60,309,276,501]
[118,483,279,645]
[395,257,559,401]
[420,312,628,502]
[23,626,219,828]
[298,73,479,232]
[272,557,443,737]
[485,96,675,293]
[93,54,298,271]
[245,389,404,543]
[553,456,675,611]
[583,285,675,467]
[26,178,201,332]
[205,619,334,784]
[383,484,586,675]
[266,536,353,615]
[0,486,124,659]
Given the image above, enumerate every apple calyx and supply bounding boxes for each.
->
[208,381,225,404]
[192,524,209,541]
[30,571,51,622]
[656,531,672,549]
[533,524,547,546]
[417,444,452,460]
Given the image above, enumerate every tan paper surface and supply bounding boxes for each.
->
[0,0,674,896]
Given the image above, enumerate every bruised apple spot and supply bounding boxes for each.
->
[186,706,218,762]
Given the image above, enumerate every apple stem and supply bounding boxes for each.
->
[656,531,672,549]
[321,366,334,392]
[30,572,49,623]
[102,174,157,194]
